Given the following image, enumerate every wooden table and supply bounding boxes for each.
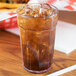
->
[0,30,76,76]
[0,11,76,76]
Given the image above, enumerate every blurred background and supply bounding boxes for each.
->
[0,0,76,57]
[0,0,29,3]
[0,0,29,29]
[0,0,76,29]
[0,0,76,53]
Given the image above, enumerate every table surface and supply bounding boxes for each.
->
[0,30,76,76]
[0,10,76,76]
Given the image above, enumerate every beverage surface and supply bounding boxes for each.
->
[17,3,55,18]
[17,4,58,31]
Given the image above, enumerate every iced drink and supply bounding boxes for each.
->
[17,3,58,73]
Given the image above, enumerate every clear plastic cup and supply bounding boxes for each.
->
[17,3,58,73]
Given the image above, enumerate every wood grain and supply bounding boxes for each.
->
[0,30,76,76]
[60,70,76,76]
[59,11,76,25]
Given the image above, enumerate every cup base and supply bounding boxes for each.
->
[23,65,52,74]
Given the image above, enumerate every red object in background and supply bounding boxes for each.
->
[59,0,76,4]
[8,12,16,15]
[0,16,18,30]
[48,0,56,4]
[65,0,76,10]
[69,0,76,5]
[0,21,4,29]
[59,0,76,11]
[64,5,74,10]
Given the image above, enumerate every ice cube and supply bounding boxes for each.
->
[39,8,43,14]
[28,0,39,4]
[23,8,33,16]
[25,9,30,14]
[18,3,54,18]
[34,13,39,17]
[18,8,25,15]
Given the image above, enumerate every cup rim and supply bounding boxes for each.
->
[16,3,58,18]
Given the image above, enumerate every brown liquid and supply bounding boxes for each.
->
[17,3,58,73]
[20,27,55,71]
